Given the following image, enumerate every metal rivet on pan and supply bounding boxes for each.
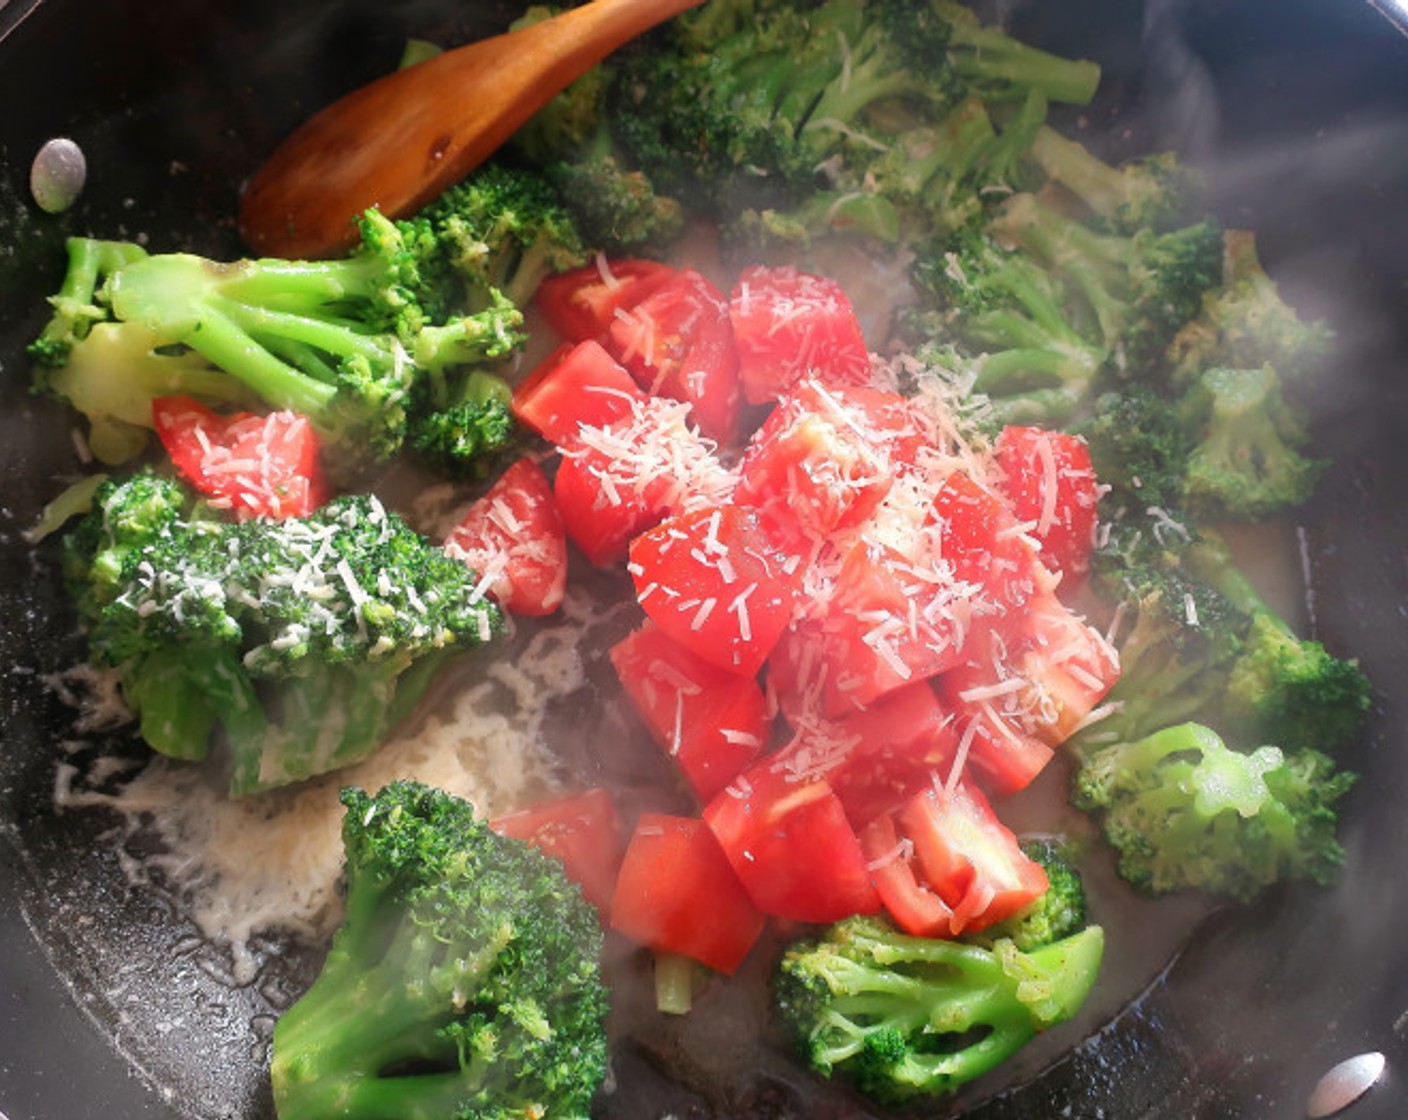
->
[1306,1051,1387,1118]
[30,136,87,213]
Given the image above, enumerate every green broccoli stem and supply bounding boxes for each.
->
[938,1,1101,105]
[30,238,150,361]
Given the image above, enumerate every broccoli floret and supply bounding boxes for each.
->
[546,130,686,254]
[1073,722,1355,901]
[611,0,1096,222]
[1026,126,1199,234]
[68,472,503,794]
[722,192,903,263]
[903,222,1107,425]
[990,192,1224,372]
[1178,364,1323,521]
[409,368,519,480]
[414,162,588,311]
[870,0,1101,108]
[1078,385,1195,509]
[864,91,1048,236]
[1168,229,1334,384]
[32,212,523,473]
[966,839,1088,951]
[29,239,259,464]
[270,781,608,1120]
[773,915,1104,1104]
[1223,612,1373,754]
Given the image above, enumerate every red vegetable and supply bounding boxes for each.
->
[728,265,872,405]
[443,457,568,616]
[151,395,326,520]
[610,812,765,974]
[609,622,769,801]
[993,425,1101,580]
[628,504,802,677]
[491,787,624,919]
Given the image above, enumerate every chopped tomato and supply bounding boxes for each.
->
[930,469,1058,622]
[610,813,766,974]
[552,396,733,567]
[994,426,1101,581]
[151,395,327,520]
[703,768,881,923]
[511,340,647,448]
[628,504,802,677]
[859,811,956,938]
[765,681,960,828]
[787,539,970,716]
[728,265,873,405]
[938,590,1120,782]
[606,268,741,443]
[736,379,927,541]
[535,257,677,344]
[609,622,769,801]
[443,457,568,616]
[889,782,1049,936]
[491,787,623,919]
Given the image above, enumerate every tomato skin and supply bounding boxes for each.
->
[609,813,766,974]
[859,811,956,938]
[930,469,1057,622]
[703,768,881,923]
[628,504,802,677]
[891,782,1049,936]
[938,590,1119,796]
[728,265,872,406]
[736,379,926,541]
[443,457,568,616]
[535,258,678,344]
[993,426,1101,581]
[511,340,648,448]
[764,680,960,828]
[152,395,327,520]
[609,622,769,801]
[606,268,742,444]
[491,787,624,919]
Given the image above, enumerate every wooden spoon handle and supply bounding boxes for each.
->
[239,0,701,259]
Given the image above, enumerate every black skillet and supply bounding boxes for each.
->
[3,0,1408,1117]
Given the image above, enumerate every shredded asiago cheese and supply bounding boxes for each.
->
[52,585,606,987]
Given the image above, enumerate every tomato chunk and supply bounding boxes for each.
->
[765,681,960,828]
[535,257,677,344]
[939,590,1120,778]
[888,782,1049,936]
[703,768,881,923]
[491,787,624,919]
[511,340,647,448]
[859,811,956,938]
[553,396,734,567]
[443,457,568,616]
[994,426,1101,581]
[609,622,769,801]
[610,813,766,974]
[728,265,872,405]
[737,379,927,541]
[606,268,742,443]
[930,469,1057,621]
[629,505,802,677]
[152,396,327,520]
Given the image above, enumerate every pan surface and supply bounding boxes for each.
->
[2,1,1408,1118]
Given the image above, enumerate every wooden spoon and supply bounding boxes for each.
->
[238,0,703,259]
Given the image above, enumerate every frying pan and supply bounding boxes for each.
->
[3,0,1408,1117]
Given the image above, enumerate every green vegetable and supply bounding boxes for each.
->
[64,470,503,794]
[774,915,1104,1104]
[1073,722,1355,901]
[1178,364,1324,522]
[270,781,608,1120]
